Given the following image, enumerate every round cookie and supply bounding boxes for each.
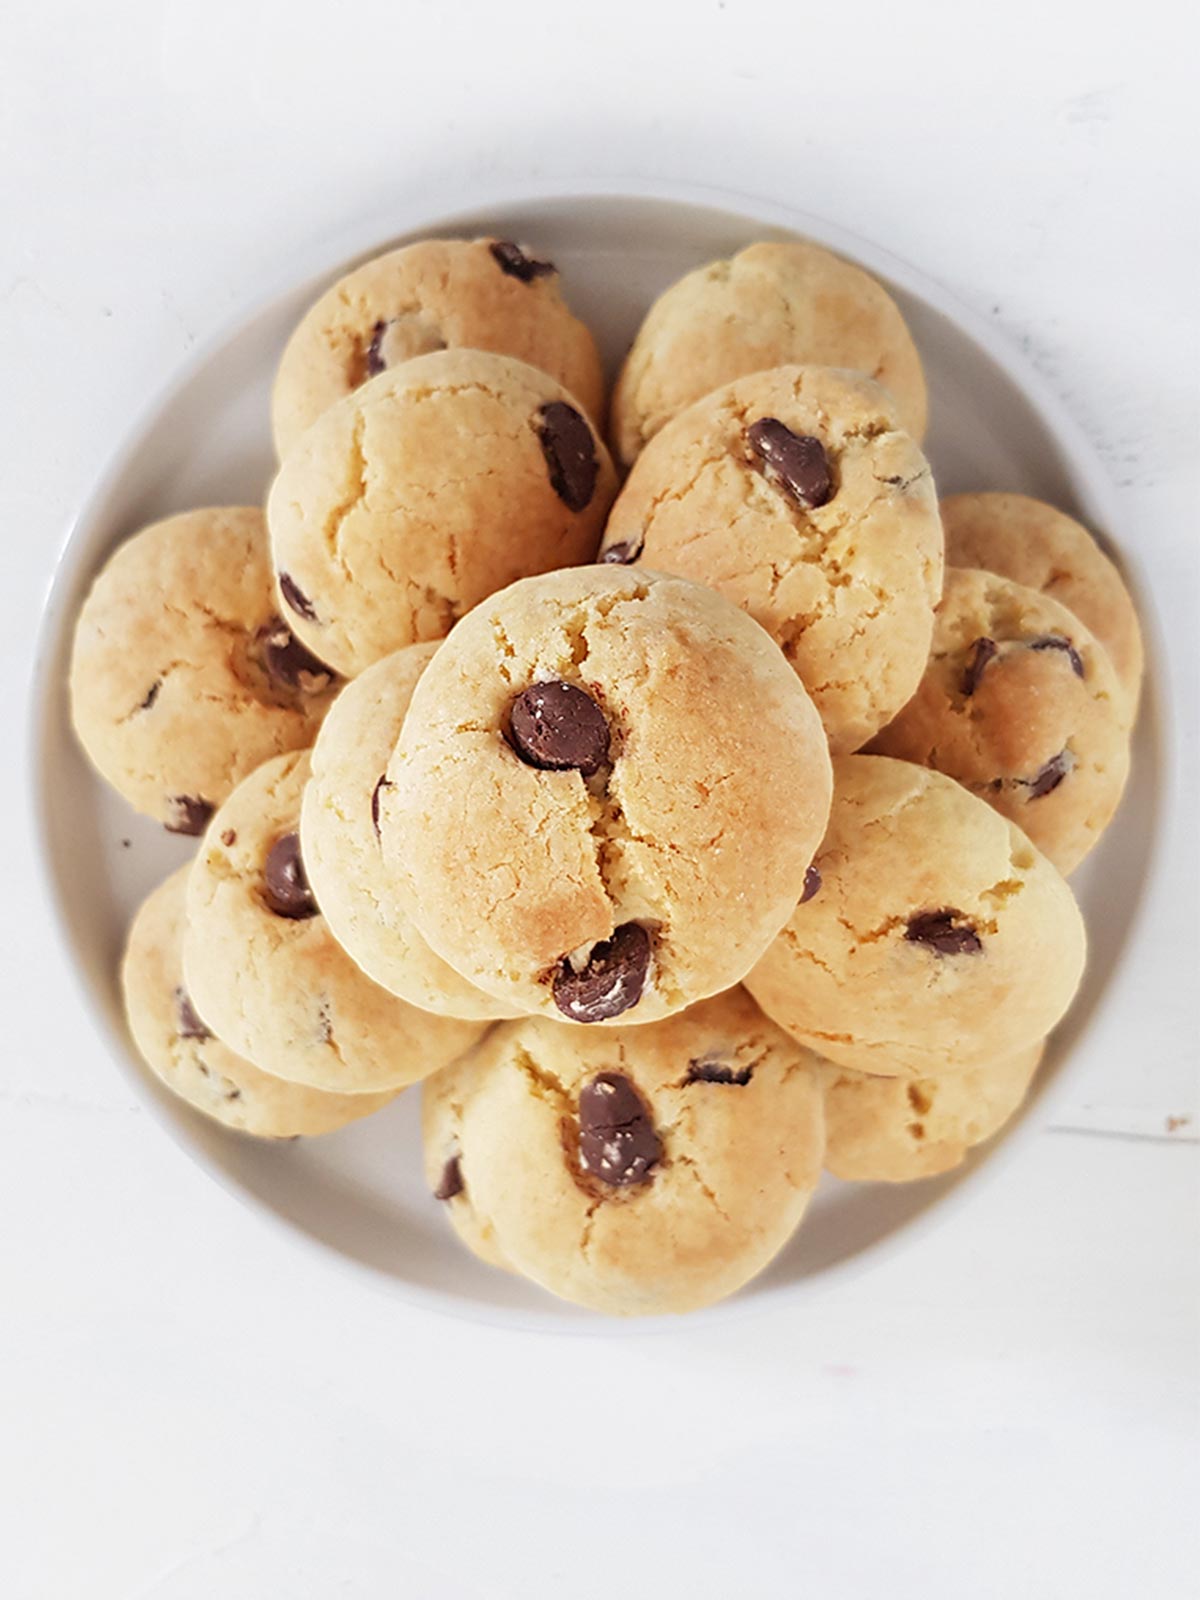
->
[267,349,618,677]
[818,1041,1044,1183]
[301,645,520,1020]
[70,507,338,834]
[380,565,833,1026]
[122,867,396,1137]
[422,988,826,1316]
[271,235,605,457]
[941,492,1144,711]
[868,568,1132,875]
[599,365,943,753]
[183,750,483,1093]
[610,238,927,466]
[744,755,1086,1076]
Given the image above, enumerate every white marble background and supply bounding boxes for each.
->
[1,2,1196,1595]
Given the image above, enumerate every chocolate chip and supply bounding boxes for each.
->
[800,863,822,903]
[746,418,833,509]
[221,829,237,847]
[256,615,335,694]
[433,1155,463,1201]
[536,401,598,512]
[552,923,651,1023]
[279,572,318,623]
[490,240,556,281]
[262,832,319,919]
[1028,634,1085,679]
[364,319,389,378]
[371,775,392,837]
[1024,748,1073,799]
[684,1058,753,1086]
[600,541,640,565]
[961,636,998,697]
[577,1072,661,1186]
[904,910,983,956]
[175,987,212,1041]
[138,679,162,711]
[509,680,610,776]
[165,796,213,836]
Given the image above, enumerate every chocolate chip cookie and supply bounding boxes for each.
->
[869,568,1132,874]
[599,365,943,752]
[271,236,605,457]
[422,987,826,1315]
[70,507,337,834]
[267,349,618,677]
[941,492,1143,711]
[745,756,1086,1075]
[379,565,833,1025]
[300,644,520,1020]
[818,1041,1044,1182]
[123,867,396,1136]
[183,750,483,1093]
[610,238,927,466]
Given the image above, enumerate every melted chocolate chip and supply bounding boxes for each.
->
[961,636,998,697]
[536,401,598,512]
[800,863,822,903]
[1028,634,1085,679]
[175,987,212,1041]
[139,679,162,711]
[684,1058,754,1086]
[577,1072,661,1187]
[262,832,319,919]
[279,572,318,623]
[433,1155,464,1201]
[257,616,335,694]
[165,796,213,836]
[490,240,556,281]
[552,923,651,1023]
[904,910,983,956]
[509,680,610,776]
[1024,748,1073,799]
[364,319,389,378]
[371,775,392,837]
[746,418,833,508]
[600,541,640,565]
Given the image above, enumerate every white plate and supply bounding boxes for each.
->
[29,184,1163,1329]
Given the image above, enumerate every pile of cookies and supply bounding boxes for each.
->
[70,232,1142,1316]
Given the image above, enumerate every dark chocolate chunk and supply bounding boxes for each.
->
[1028,634,1085,679]
[489,240,556,281]
[509,680,610,776]
[552,923,651,1023]
[904,909,983,956]
[1024,748,1073,799]
[165,796,213,836]
[577,1072,661,1187]
[683,1058,754,1087]
[371,775,392,837]
[279,572,318,623]
[257,616,335,694]
[365,319,389,378]
[433,1155,464,1201]
[175,987,212,1041]
[599,541,640,565]
[800,862,822,903]
[139,679,162,711]
[961,636,998,697]
[746,418,832,508]
[262,832,319,920]
[536,401,598,512]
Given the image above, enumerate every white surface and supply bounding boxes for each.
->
[1,1,1197,1595]
[31,187,1168,1327]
